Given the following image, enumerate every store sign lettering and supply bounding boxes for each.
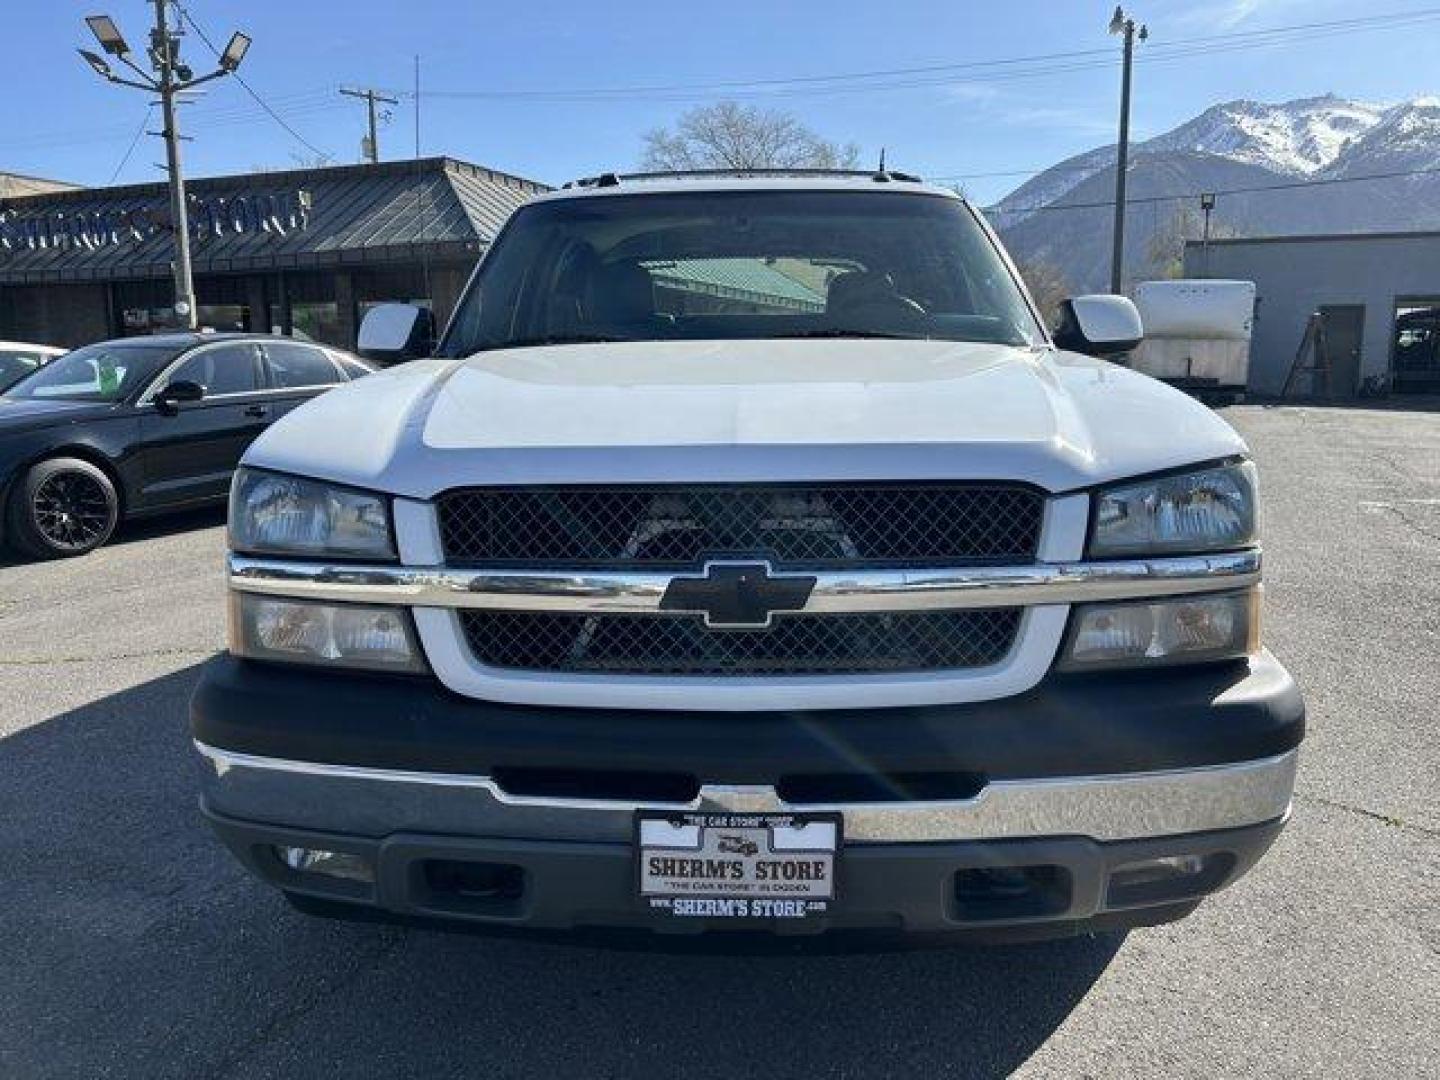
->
[0,189,311,253]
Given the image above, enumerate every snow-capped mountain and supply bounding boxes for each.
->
[1146,95,1383,175]
[991,95,1386,229]
[991,95,1440,295]
[1323,98,1440,178]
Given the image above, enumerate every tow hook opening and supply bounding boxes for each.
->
[953,865,1072,922]
[417,859,527,916]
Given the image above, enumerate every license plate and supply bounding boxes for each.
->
[637,811,840,921]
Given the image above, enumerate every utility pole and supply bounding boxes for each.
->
[1108,6,1147,295]
[153,0,196,328]
[340,87,399,164]
[79,5,251,330]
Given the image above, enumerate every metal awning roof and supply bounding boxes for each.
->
[0,158,548,286]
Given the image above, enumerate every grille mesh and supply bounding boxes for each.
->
[459,609,1022,677]
[437,484,1043,568]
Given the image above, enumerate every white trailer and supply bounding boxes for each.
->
[1131,280,1256,397]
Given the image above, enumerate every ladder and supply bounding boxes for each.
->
[1280,312,1332,400]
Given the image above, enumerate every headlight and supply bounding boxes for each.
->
[1090,461,1258,557]
[1059,590,1259,671]
[229,593,424,673]
[230,468,394,559]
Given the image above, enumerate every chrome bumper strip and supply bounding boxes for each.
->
[195,741,1296,844]
[227,550,1261,614]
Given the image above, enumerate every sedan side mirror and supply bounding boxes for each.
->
[358,303,435,366]
[154,379,205,415]
[1053,295,1144,359]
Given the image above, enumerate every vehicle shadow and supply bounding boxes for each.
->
[0,661,1121,1079]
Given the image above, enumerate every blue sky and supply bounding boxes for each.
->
[5,0,1438,204]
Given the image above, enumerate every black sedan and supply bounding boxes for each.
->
[0,333,374,558]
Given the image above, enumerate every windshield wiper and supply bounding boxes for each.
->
[479,333,636,352]
[774,329,930,341]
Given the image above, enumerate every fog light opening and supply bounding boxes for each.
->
[1106,851,1235,909]
[274,845,375,885]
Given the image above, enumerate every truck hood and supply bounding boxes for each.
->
[243,341,1247,497]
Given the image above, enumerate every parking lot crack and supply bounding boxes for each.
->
[207,930,407,1080]
[1360,500,1440,544]
[1295,791,1440,840]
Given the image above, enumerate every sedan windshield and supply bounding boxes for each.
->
[4,343,177,403]
[439,190,1044,356]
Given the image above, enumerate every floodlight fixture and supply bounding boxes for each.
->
[77,47,113,79]
[219,31,252,73]
[85,14,130,57]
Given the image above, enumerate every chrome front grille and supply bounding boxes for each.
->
[435,483,1044,569]
[458,609,1023,677]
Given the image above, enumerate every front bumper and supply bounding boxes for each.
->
[203,803,1287,937]
[191,652,1302,937]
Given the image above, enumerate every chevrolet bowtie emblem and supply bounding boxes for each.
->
[660,562,818,629]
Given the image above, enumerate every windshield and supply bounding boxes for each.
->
[439,190,1044,355]
[0,349,56,393]
[4,343,178,403]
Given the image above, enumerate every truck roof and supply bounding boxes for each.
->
[532,169,966,204]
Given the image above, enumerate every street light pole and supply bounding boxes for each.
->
[78,4,251,331]
[1200,192,1217,277]
[1108,7,1147,296]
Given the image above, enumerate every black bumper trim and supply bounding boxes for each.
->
[190,652,1304,784]
[205,802,1285,938]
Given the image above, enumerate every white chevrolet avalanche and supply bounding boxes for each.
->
[192,171,1303,940]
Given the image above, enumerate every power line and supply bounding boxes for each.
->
[391,7,1440,102]
[180,8,334,162]
[106,105,153,183]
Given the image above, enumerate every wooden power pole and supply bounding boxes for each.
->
[340,86,399,164]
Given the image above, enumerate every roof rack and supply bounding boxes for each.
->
[561,167,925,189]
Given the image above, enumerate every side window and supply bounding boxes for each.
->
[167,344,262,396]
[266,342,341,389]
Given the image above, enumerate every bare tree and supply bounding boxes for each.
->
[642,102,860,172]
[1014,257,1072,328]
[1144,205,1240,281]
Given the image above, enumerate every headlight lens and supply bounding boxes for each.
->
[1091,461,1258,557]
[230,593,424,673]
[1060,589,1259,671]
[230,468,394,559]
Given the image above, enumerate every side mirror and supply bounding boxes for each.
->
[357,303,435,366]
[1053,295,1144,359]
[153,379,205,415]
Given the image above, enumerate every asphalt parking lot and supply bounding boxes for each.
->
[1,403,1436,1079]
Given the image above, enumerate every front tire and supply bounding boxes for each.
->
[5,457,120,559]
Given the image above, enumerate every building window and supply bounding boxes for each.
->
[196,304,248,333]
[289,301,342,346]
